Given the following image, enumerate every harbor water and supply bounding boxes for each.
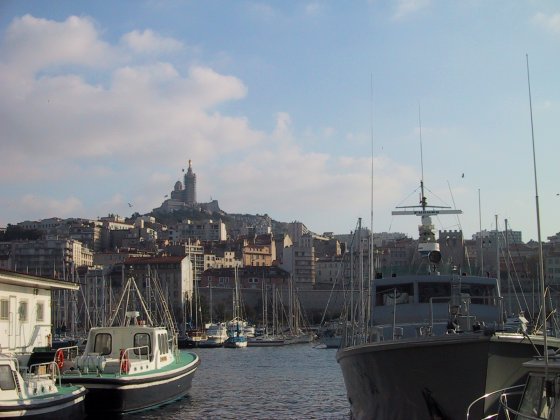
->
[130,344,350,419]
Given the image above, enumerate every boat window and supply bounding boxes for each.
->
[134,333,151,356]
[93,333,112,355]
[460,283,498,305]
[0,365,16,390]
[158,333,169,354]
[418,283,451,303]
[518,375,551,418]
[376,284,413,306]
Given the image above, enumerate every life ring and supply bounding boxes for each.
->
[119,349,130,374]
[54,349,64,370]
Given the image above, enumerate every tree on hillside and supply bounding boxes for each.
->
[0,224,43,241]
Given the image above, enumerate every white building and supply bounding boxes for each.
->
[170,219,227,243]
[0,269,79,353]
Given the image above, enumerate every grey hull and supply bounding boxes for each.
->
[337,332,559,420]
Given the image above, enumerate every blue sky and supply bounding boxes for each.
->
[1,1,559,242]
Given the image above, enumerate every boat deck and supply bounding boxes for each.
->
[63,350,199,380]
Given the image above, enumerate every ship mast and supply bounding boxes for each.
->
[392,107,462,272]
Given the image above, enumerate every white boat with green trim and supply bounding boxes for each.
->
[0,354,86,419]
[58,274,200,416]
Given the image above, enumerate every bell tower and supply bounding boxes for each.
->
[184,160,197,205]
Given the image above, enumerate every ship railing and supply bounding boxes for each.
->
[429,295,475,331]
[26,360,62,386]
[466,384,524,419]
[53,345,80,361]
[122,345,151,360]
[118,345,150,374]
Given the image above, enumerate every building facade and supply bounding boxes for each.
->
[2,238,93,277]
[170,219,226,243]
[0,269,79,352]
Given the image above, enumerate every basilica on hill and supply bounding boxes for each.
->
[153,160,221,214]
[172,160,197,205]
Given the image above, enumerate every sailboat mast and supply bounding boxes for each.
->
[495,215,500,295]
[526,53,547,365]
[505,219,512,315]
[479,189,484,276]
[368,73,374,339]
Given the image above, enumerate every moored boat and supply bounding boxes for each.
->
[318,319,351,349]
[337,302,558,419]
[58,273,200,416]
[247,336,286,347]
[59,312,200,415]
[223,335,248,348]
[198,322,228,348]
[337,174,560,419]
[468,354,560,419]
[466,58,557,420]
[178,328,208,348]
[0,354,86,419]
[224,320,248,348]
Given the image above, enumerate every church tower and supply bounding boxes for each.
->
[184,160,197,205]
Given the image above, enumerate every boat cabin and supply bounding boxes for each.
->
[71,316,174,375]
[371,273,503,340]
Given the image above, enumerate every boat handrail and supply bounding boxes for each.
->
[429,295,472,331]
[27,361,62,386]
[121,345,151,361]
[117,345,150,375]
[466,385,524,419]
[54,345,80,361]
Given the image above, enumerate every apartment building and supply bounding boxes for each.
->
[169,219,227,243]
[241,233,276,267]
[1,238,93,276]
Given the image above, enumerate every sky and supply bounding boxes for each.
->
[1,1,559,242]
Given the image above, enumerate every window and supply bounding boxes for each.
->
[0,366,16,390]
[93,333,112,355]
[0,300,8,320]
[158,333,169,354]
[134,333,151,356]
[18,301,28,322]
[36,302,44,322]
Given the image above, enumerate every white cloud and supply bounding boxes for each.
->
[20,194,84,218]
[121,29,183,55]
[0,13,420,235]
[305,3,321,16]
[246,2,278,20]
[1,14,115,74]
[532,12,560,34]
[273,112,292,139]
[393,0,431,20]
[323,127,336,137]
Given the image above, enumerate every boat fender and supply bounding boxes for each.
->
[119,349,130,374]
[55,349,65,370]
